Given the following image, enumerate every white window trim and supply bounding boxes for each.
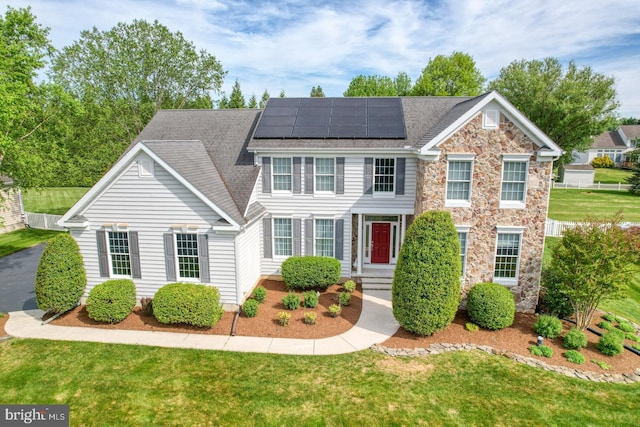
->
[107,231,131,278]
[445,154,475,207]
[373,157,396,197]
[314,217,335,258]
[500,155,530,209]
[483,109,499,129]
[314,157,336,194]
[272,217,293,258]
[271,157,293,193]
[456,225,470,278]
[493,226,524,286]
[174,232,200,282]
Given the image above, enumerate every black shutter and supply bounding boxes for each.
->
[395,157,405,195]
[263,218,272,258]
[129,231,141,279]
[163,233,176,281]
[96,230,109,277]
[364,157,373,194]
[305,218,314,255]
[334,219,344,260]
[293,157,302,194]
[293,218,301,256]
[198,234,210,283]
[305,157,314,194]
[336,157,345,194]
[262,157,271,193]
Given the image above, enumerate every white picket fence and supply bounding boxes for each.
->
[552,181,631,191]
[25,212,65,231]
[545,219,640,237]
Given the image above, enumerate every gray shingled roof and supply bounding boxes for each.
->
[620,125,640,141]
[591,130,626,149]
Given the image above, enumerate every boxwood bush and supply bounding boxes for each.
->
[35,233,87,313]
[302,291,319,308]
[281,256,341,290]
[467,283,515,330]
[242,299,259,318]
[153,283,223,328]
[252,286,267,303]
[392,211,461,336]
[86,279,136,323]
[534,315,563,339]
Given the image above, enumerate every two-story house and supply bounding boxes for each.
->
[59,91,562,312]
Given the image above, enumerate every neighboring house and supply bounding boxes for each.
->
[59,91,562,312]
[572,125,640,167]
[0,176,25,234]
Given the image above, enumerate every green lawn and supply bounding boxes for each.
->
[548,189,640,222]
[594,168,633,184]
[0,228,64,257]
[22,187,89,215]
[0,340,638,426]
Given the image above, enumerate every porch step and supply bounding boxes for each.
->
[360,275,393,291]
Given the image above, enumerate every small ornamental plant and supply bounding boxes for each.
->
[591,359,611,370]
[243,299,259,318]
[343,280,356,293]
[625,333,640,342]
[597,321,613,331]
[596,330,625,356]
[601,313,616,322]
[563,327,588,350]
[281,293,301,310]
[529,345,553,358]
[304,312,317,325]
[339,291,351,306]
[564,350,586,365]
[465,323,479,332]
[277,311,291,326]
[534,315,563,339]
[616,321,635,333]
[632,344,640,351]
[302,291,319,308]
[328,304,341,318]
[252,286,267,304]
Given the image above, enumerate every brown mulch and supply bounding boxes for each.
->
[382,311,640,375]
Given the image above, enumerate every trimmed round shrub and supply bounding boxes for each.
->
[281,293,301,310]
[339,291,351,306]
[302,291,319,308]
[243,299,259,318]
[35,233,87,313]
[86,279,136,323]
[328,304,341,317]
[563,327,588,350]
[343,280,356,293]
[564,350,586,364]
[153,283,223,328]
[252,286,267,303]
[534,315,563,338]
[281,256,341,291]
[392,211,461,336]
[596,330,625,356]
[467,283,515,330]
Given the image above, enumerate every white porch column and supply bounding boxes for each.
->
[357,213,363,275]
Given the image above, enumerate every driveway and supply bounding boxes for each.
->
[0,244,45,313]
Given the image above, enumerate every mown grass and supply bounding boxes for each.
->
[548,189,640,222]
[594,168,633,184]
[22,187,89,215]
[0,228,64,257]
[0,340,638,426]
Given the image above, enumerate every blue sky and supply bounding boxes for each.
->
[8,0,640,116]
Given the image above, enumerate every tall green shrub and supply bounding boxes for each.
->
[281,256,341,290]
[35,233,86,313]
[86,279,136,323]
[153,283,223,328]
[392,211,461,336]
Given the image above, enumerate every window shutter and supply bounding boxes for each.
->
[129,231,141,279]
[334,219,344,260]
[305,218,314,255]
[198,234,210,283]
[364,157,373,194]
[292,157,302,194]
[163,233,176,281]
[395,157,405,195]
[293,218,302,256]
[262,157,271,193]
[305,157,314,194]
[336,157,345,194]
[263,218,272,258]
[96,230,109,278]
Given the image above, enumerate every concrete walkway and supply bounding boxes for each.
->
[4,290,399,355]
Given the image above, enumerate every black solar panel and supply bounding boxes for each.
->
[253,97,406,139]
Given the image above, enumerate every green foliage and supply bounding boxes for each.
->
[252,286,267,304]
[86,279,136,323]
[616,321,635,333]
[35,234,86,313]
[140,297,153,317]
[467,283,515,330]
[304,312,317,325]
[591,156,614,168]
[339,292,351,307]
[529,345,553,358]
[277,311,291,326]
[534,315,563,339]
[226,79,246,108]
[632,344,640,351]
[328,304,341,318]
[153,283,223,328]
[489,57,618,161]
[310,85,325,97]
[596,330,625,356]
[547,215,635,330]
[259,90,269,108]
[281,293,301,310]
[564,328,588,350]
[281,256,341,291]
[343,75,397,96]
[242,299,259,318]
[601,313,616,322]
[627,156,640,195]
[539,268,574,318]
[465,323,479,332]
[597,321,613,331]
[343,280,356,293]
[591,359,611,370]
[412,52,485,96]
[392,211,461,336]
[394,72,412,96]
[302,291,319,308]
[564,350,586,364]
[625,333,640,342]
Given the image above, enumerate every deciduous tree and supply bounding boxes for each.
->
[343,75,396,97]
[411,52,485,96]
[310,85,325,97]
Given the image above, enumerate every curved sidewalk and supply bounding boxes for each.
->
[4,290,399,355]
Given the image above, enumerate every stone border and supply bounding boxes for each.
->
[371,343,640,384]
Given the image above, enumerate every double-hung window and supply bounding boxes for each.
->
[272,158,292,191]
[456,226,470,277]
[273,218,293,256]
[374,158,395,193]
[446,155,473,206]
[108,231,131,276]
[175,233,199,279]
[500,156,529,207]
[315,158,335,192]
[315,218,334,257]
[493,227,523,284]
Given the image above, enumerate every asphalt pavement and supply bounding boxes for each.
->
[0,244,44,313]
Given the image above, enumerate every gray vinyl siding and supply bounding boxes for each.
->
[257,155,417,277]
[74,153,240,304]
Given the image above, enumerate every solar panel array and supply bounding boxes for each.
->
[253,97,406,139]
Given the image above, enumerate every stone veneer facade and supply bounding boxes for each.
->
[415,113,553,312]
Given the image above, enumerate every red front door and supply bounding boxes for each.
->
[371,223,391,264]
